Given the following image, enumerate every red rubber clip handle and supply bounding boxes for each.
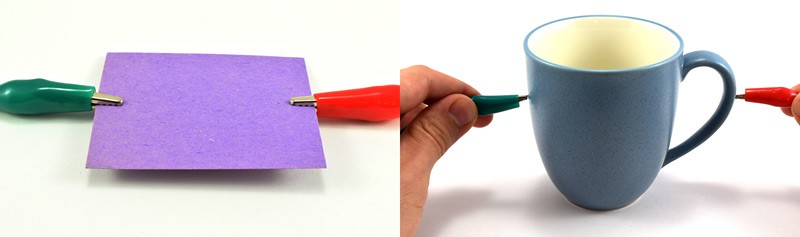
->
[743,87,798,107]
[314,85,399,122]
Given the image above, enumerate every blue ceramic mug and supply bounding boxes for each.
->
[524,15,735,210]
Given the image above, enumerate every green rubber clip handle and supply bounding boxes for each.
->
[470,94,524,116]
[0,78,96,114]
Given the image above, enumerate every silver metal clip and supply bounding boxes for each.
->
[289,95,317,107]
[92,92,124,109]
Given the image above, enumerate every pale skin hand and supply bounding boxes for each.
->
[400,76,798,235]
[400,65,492,237]
[779,84,800,125]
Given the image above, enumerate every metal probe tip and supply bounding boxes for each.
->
[519,95,529,101]
[91,92,123,108]
[289,95,317,107]
[735,94,745,99]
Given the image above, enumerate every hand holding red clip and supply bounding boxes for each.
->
[736,84,800,125]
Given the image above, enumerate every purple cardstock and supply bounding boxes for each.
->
[87,53,326,169]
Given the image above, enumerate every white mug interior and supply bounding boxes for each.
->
[527,16,681,70]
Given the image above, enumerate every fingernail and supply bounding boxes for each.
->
[793,102,800,118]
[449,98,476,127]
[792,96,800,117]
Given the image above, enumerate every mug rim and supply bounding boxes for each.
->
[524,15,685,73]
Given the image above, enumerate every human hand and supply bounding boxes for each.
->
[779,84,800,125]
[400,65,492,236]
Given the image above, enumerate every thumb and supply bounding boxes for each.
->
[401,94,478,170]
[400,94,478,236]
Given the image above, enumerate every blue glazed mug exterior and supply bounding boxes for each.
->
[524,15,735,210]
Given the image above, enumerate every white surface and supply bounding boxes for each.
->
[402,1,800,236]
[0,0,398,236]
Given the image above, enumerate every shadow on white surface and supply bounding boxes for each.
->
[417,174,800,236]
[87,169,325,193]
[0,111,95,124]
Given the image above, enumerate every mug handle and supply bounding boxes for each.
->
[663,50,736,166]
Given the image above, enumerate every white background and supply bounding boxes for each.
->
[0,0,398,236]
[403,0,799,236]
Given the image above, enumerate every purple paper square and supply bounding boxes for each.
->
[87,53,325,169]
